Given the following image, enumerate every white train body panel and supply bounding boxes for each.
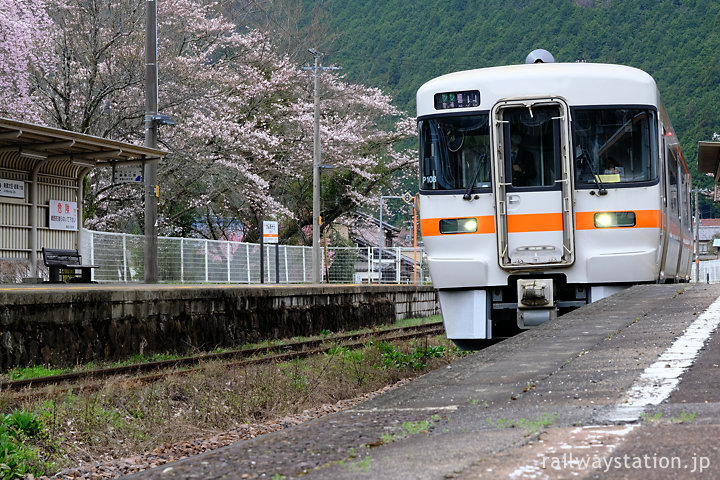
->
[417,61,692,344]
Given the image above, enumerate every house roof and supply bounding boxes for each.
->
[698,218,720,241]
[700,218,720,227]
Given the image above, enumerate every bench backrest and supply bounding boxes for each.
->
[42,248,82,266]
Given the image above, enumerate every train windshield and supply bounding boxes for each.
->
[419,114,491,191]
[572,108,658,186]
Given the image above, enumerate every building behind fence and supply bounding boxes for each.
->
[696,259,720,284]
[80,229,429,284]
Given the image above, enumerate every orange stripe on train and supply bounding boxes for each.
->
[419,216,495,236]
[575,210,661,230]
[420,210,663,237]
[507,213,563,233]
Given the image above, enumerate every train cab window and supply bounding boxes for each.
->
[419,114,491,191]
[504,106,559,188]
[572,108,657,186]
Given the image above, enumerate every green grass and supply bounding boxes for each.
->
[376,341,446,370]
[110,352,184,367]
[0,410,56,478]
[392,315,442,329]
[1,332,459,477]
[671,410,697,423]
[2,314,443,382]
[492,413,557,434]
[6,365,71,381]
[640,410,697,424]
[380,418,435,444]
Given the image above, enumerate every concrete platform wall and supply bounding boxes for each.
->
[0,284,438,371]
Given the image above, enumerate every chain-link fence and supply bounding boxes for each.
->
[81,229,429,284]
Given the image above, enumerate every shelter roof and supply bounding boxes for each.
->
[0,117,164,177]
[698,141,720,181]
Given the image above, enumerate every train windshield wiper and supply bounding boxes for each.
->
[576,145,607,196]
[463,154,487,201]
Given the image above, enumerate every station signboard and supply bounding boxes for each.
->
[0,178,24,198]
[263,221,279,244]
[48,200,78,231]
[113,164,143,183]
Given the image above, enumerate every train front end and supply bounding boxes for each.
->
[417,59,690,348]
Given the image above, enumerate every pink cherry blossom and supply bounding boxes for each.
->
[5,0,417,244]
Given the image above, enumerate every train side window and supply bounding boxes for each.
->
[419,114,491,191]
[681,166,689,224]
[572,108,658,186]
[666,145,680,217]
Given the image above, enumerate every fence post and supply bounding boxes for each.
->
[227,241,231,283]
[89,231,95,282]
[265,245,271,282]
[122,233,128,282]
[246,243,251,283]
[180,238,184,283]
[204,240,209,282]
[368,247,373,282]
[302,247,306,283]
[284,246,289,283]
[396,247,401,283]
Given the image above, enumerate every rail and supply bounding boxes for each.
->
[0,322,445,393]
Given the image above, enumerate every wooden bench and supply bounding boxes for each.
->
[42,248,99,283]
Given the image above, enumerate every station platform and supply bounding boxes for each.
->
[126,283,720,479]
[0,283,437,370]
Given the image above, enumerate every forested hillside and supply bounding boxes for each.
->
[307,0,720,212]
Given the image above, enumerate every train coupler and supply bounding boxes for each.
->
[517,279,557,329]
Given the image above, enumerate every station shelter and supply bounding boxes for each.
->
[0,117,164,281]
[698,141,720,183]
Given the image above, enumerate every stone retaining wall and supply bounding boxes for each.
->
[0,284,439,370]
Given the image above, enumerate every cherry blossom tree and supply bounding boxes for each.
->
[26,0,417,243]
[33,0,146,137]
[0,0,54,121]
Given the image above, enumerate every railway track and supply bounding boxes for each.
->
[0,321,445,393]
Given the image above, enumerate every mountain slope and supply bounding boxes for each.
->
[315,0,720,194]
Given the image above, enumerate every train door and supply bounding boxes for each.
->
[491,99,575,269]
[661,136,681,280]
[677,166,692,280]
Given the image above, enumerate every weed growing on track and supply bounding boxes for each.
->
[1,334,462,475]
[671,410,697,423]
[492,412,558,434]
[6,365,71,381]
[640,410,697,424]
[0,409,58,478]
[381,419,435,444]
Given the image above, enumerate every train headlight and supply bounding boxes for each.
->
[593,212,636,228]
[439,217,478,234]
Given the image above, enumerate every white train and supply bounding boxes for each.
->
[417,50,692,348]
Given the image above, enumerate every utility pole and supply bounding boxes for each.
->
[144,0,159,283]
[303,49,340,283]
[144,0,174,283]
[695,187,700,282]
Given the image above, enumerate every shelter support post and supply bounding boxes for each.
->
[29,159,47,278]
